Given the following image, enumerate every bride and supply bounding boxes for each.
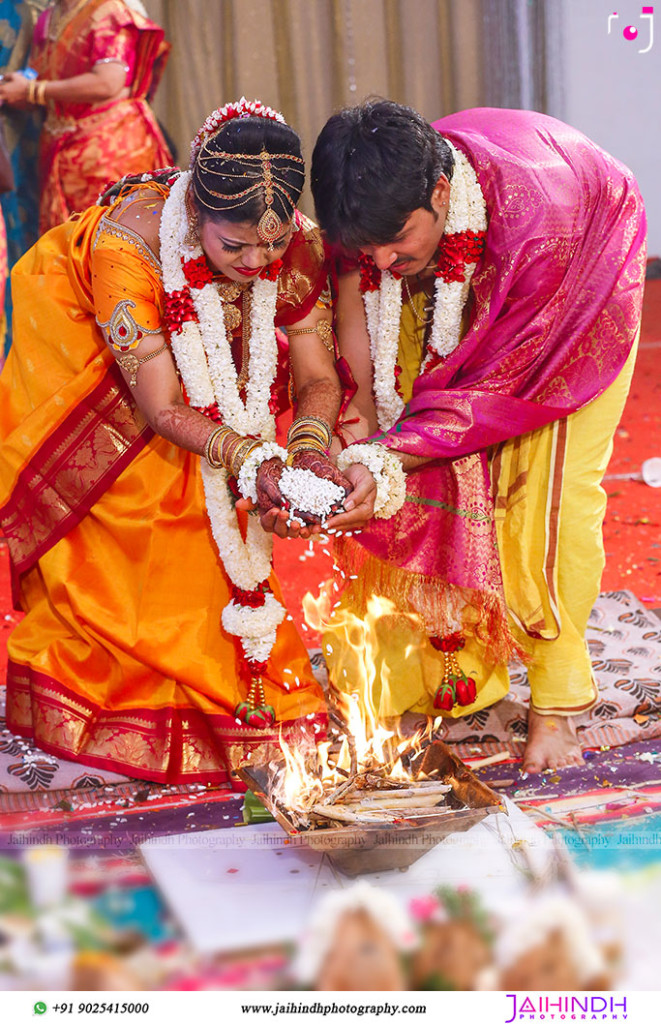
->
[0,98,348,786]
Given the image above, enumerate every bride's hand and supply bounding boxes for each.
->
[250,457,313,540]
[255,456,285,515]
[289,449,352,506]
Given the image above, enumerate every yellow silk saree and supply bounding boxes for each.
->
[0,199,326,785]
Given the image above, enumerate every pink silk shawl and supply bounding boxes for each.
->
[339,109,646,646]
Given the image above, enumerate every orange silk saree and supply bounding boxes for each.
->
[31,0,172,233]
[0,199,327,786]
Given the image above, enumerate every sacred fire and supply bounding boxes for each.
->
[238,593,502,876]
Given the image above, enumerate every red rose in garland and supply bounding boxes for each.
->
[163,288,197,333]
[183,255,214,289]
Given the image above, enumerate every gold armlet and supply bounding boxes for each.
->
[287,320,334,353]
[115,342,169,388]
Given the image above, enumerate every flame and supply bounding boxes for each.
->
[271,728,323,817]
[269,588,440,822]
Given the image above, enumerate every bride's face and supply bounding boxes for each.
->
[199,215,294,282]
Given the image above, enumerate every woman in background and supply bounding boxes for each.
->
[0,0,172,233]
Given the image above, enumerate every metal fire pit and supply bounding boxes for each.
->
[237,740,504,878]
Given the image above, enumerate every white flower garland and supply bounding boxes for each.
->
[221,591,286,664]
[337,442,407,519]
[364,274,405,431]
[364,143,487,431]
[161,172,279,438]
[160,171,286,680]
[237,442,288,504]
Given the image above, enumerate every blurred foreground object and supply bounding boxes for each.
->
[294,882,415,991]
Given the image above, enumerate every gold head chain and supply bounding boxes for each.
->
[193,145,304,247]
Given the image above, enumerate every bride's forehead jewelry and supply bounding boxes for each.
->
[195,146,304,249]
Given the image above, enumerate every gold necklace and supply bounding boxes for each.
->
[217,282,252,393]
[403,275,434,325]
[218,281,243,332]
[236,289,252,393]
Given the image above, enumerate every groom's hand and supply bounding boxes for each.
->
[322,463,377,532]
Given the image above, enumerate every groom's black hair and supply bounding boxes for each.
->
[311,99,454,251]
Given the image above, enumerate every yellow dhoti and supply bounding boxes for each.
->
[496,335,638,713]
[325,303,638,720]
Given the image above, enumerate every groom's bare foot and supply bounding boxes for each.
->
[522,710,584,774]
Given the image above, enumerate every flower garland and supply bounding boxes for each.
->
[337,443,407,519]
[358,142,488,432]
[160,156,286,727]
[189,97,285,167]
[162,172,281,438]
[354,143,488,713]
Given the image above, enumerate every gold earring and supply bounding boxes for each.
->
[184,195,200,247]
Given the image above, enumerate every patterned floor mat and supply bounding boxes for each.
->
[1,591,659,840]
[440,590,661,757]
[474,737,661,828]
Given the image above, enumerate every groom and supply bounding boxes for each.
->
[305,100,646,773]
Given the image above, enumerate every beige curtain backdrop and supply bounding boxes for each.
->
[143,0,488,216]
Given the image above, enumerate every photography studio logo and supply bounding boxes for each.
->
[504,994,628,1022]
[608,6,654,53]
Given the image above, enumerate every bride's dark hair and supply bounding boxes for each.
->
[191,116,305,226]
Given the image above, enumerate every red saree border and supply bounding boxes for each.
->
[6,660,327,787]
[1,362,153,592]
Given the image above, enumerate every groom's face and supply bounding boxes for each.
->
[359,175,451,276]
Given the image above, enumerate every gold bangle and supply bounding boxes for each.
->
[287,415,332,448]
[285,442,327,466]
[230,439,260,478]
[26,79,37,105]
[35,81,48,105]
[218,430,244,472]
[287,437,327,454]
[204,425,227,469]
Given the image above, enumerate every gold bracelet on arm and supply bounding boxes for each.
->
[204,424,261,478]
[286,415,333,465]
[26,79,37,105]
[34,81,48,105]
[204,425,230,469]
[230,439,261,479]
